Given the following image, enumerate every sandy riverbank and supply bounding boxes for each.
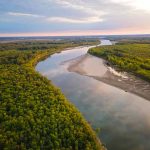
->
[65,54,150,101]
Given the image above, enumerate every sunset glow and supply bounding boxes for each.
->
[0,0,149,36]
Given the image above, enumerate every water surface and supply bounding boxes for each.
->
[36,40,150,150]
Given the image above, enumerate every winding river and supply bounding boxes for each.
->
[36,40,150,150]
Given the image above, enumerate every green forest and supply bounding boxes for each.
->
[89,43,150,82]
[0,40,104,150]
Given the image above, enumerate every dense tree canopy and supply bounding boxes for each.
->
[89,43,150,82]
[0,40,104,150]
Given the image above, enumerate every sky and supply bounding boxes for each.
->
[0,0,150,36]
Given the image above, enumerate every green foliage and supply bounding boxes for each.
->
[0,39,100,51]
[89,44,150,82]
[0,40,104,150]
[105,35,150,44]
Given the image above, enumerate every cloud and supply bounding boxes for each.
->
[7,12,43,18]
[55,0,107,18]
[0,0,150,35]
[46,16,103,24]
[7,11,103,24]
[111,0,150,12]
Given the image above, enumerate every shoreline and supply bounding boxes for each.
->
[66,54,150,101]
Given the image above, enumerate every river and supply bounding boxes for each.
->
[36,40,150,150]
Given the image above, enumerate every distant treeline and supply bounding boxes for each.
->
[116,39,150,44]
[104,35,150,44]
[0,39,104,149]
[0,38,100,51]
[89,43,150,82]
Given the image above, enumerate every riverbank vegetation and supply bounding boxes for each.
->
[0,39,104,149]
[105,35,150,44]
[0,38,100,51]
[89,43,150,82]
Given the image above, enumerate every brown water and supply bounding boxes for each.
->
[36,40,150,150]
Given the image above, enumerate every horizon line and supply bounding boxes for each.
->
[0,33,150,38]
[0,29,150,37]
